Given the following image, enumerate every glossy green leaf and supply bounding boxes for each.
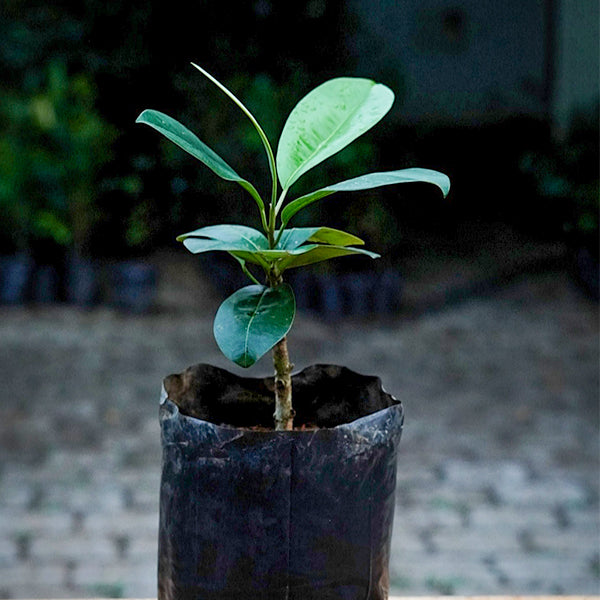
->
[214,284,295,367]
[177,225,270,267]
[276,78,394,191]
[228,226,367,269]
[224,249,307,268]
[177,224,268,247]
[281,168,451,225]
[277,227,364,250]
[278,245,380,271]
[136,109,265,214]
[227,227,368,270]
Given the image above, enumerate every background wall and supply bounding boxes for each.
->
[553,0,600,131]
[348,0,550,123]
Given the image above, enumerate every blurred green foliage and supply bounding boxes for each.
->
[1,0,357,259]
[0,59,115,255]
[520,103,599,251]
[1,1,595,263]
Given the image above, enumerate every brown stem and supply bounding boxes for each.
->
[266,267,294,430]
[272,336,294,430]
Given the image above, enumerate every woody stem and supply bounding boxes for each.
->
[268,268,294,430]
[272,336,293,430]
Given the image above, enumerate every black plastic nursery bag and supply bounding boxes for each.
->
[158,364,403,600]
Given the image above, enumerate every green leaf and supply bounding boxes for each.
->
[214,284,296,367]
[177,224,268,247]
[278,245,380,271]
[177,225,369,272]
[177,225,270,267]
[136,109,265,216]
[277,227,364,250]
[281,168,451,225]
[228,249,305,266]
[218,226,368,271]
[221,226,366,270]
[276,78,394,191]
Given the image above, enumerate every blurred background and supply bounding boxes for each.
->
[0,0,598,597]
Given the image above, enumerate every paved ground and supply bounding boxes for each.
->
[0,246,598,597]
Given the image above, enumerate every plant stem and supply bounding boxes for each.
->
[262,153,293,429]
[267,267,294,430]
[272,336,294,430]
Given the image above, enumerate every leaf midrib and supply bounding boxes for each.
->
[240,233,265,251]
[243,288,268,363]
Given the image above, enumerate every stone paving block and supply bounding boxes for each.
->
[527,527,600,555]
[1,583,84,599]
[2,510,74,537]
[410,460,592,510]
[495,478,590,507]
[29,533,116,564]
[73,561,156,597]
[396,463,440,486]
[395,505,465,530]
[84,510,159,537]
[0,538,16,567]
[128,536,159,564]
[424,526,522,554]
[567,505,600,528]
[469,504,558,529]
[441,459,529,490]
[0,471,35,509]
[492,554,600,594]
[118,469,161,508]
[403,482,491,508]
[124,485,160,511]
[390,522,426,552]
[390,549,500,594]
[0,563,66,588]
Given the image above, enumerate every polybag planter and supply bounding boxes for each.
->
[0,254,33,304]
[158,363,403,600]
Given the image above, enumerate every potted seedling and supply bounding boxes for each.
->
[137,65,449,600]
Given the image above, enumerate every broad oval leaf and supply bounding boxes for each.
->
[214,284,296,368]
[230,249,299,267]
[177,224,269,247]
[276,78,394,191]
[136,109,265,214]
[183,243,271,268]
[230,229,372,271]
[178,225,270,267]
[281,168,451,225]
[278,245,380,271]
[229,226,367,270]
[277,227,364,250]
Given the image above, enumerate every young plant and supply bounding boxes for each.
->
[137,65,450,430]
